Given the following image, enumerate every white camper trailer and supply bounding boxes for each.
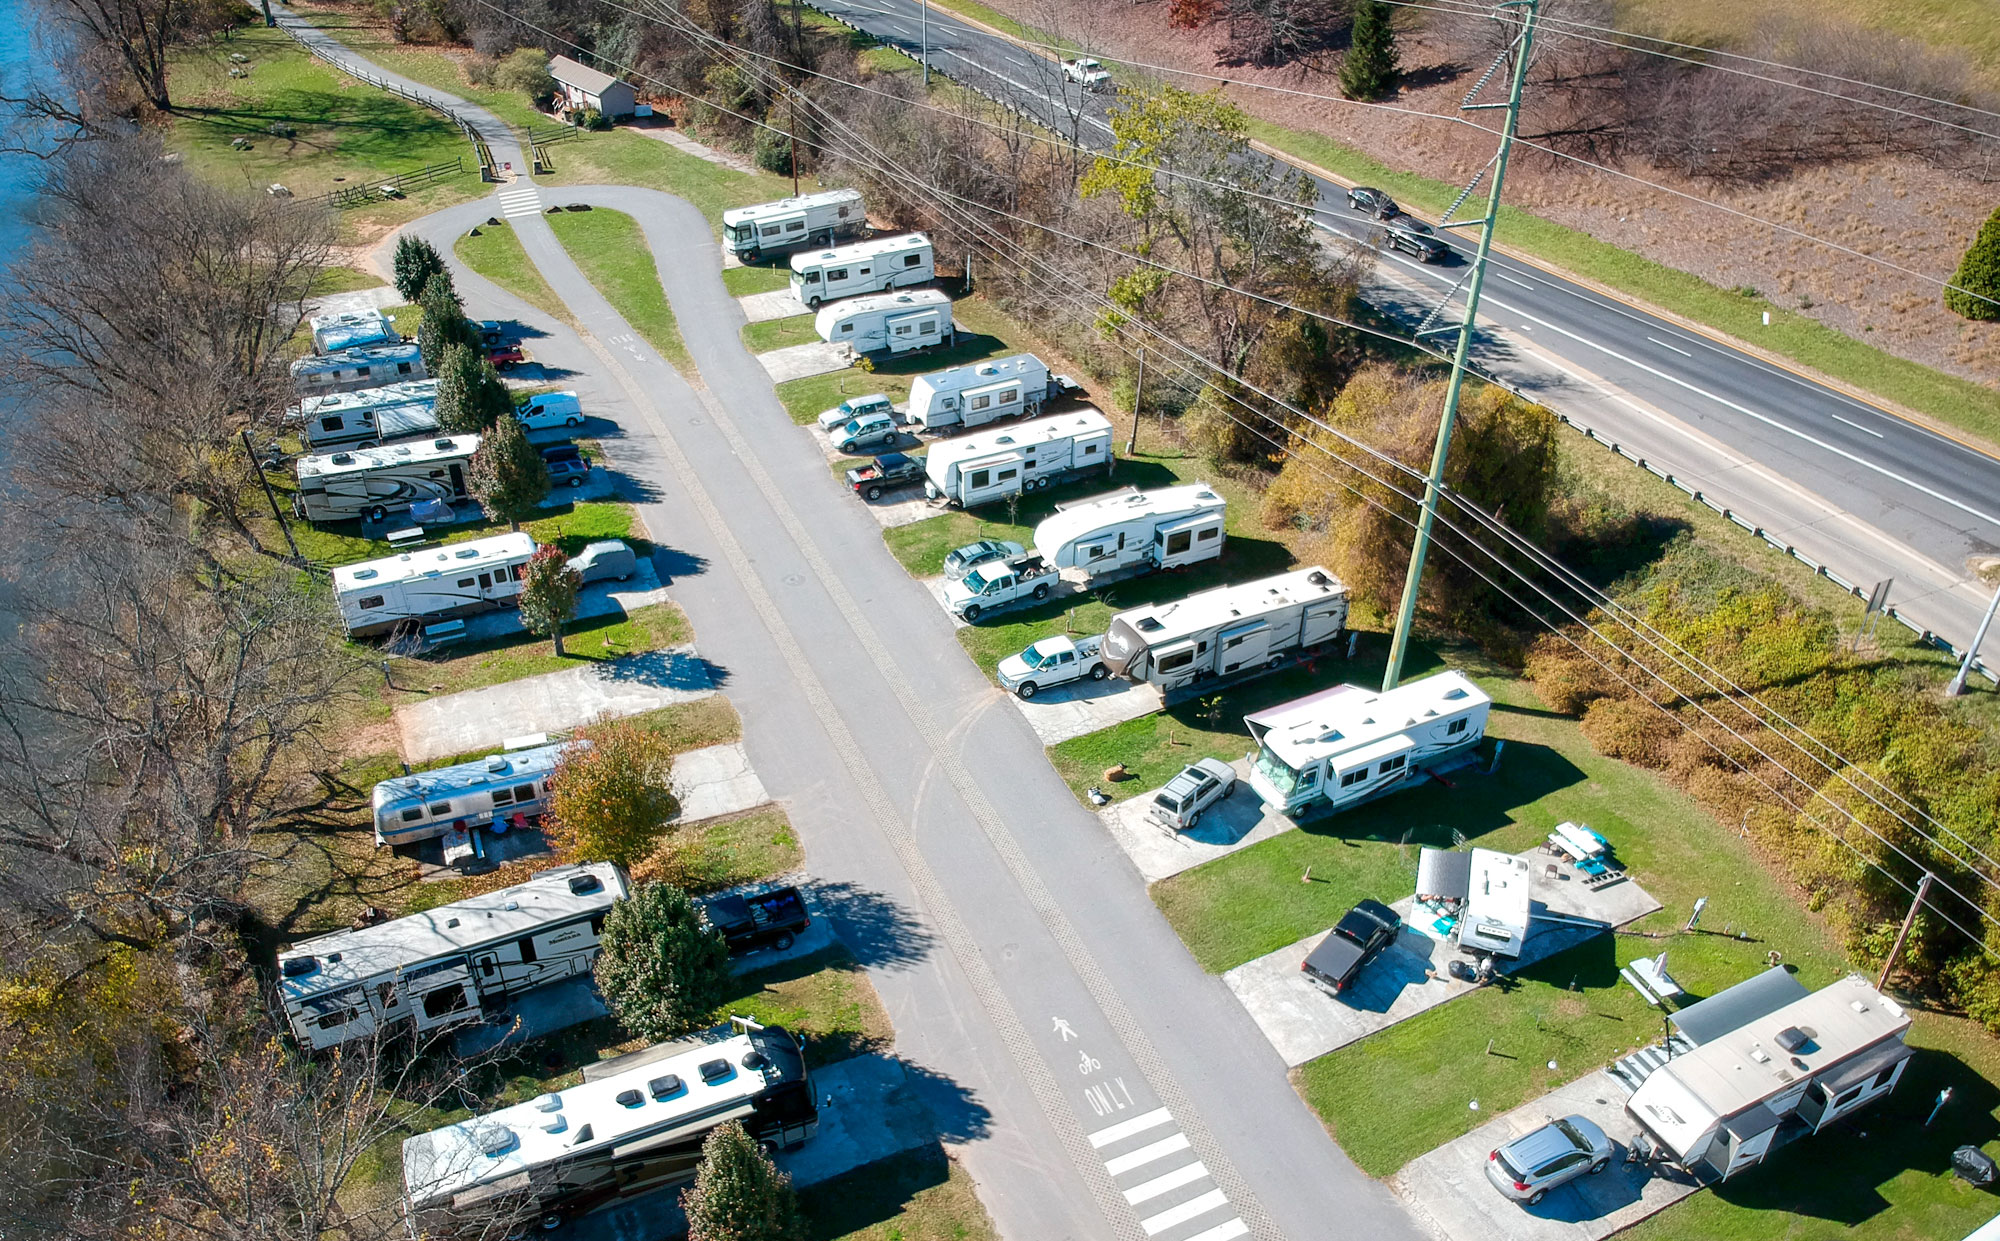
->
[722,187,866,261]
[1101,566,1349,692]
[295,434,480,524]
[369,736,573,846]
[813,289,954,356]
[907,352,1053,430]
[1244,669,1491,819]
[923,409,1114,507]
[294,379,441,448]
[1458,848,1532,959]
[789,232,934,307]
[292,342,427,394]
[310,309,398,355]
[1033,484,1227,583]
[334,531,536,638]
[277,861,626,1051]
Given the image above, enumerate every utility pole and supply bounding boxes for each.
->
[242,430,299,559]
[787,91,801,197]
[1877,872,1934,991]
[1946,579,1999,696]
[921,0,931,86]
[1124,347,1146,455]
[1381,0,1540,692]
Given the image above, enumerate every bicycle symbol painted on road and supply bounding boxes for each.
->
[1078,1049,1103,1075]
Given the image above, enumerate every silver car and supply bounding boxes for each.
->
[1147,757,1237,831]
[942,539,1024,581]
[1484,1115,1614,1205]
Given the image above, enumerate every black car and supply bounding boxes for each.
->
[1347,186,1399,218]
[1301,898,1403,995]
[1381,215,1448,263]
[703,886,812,955]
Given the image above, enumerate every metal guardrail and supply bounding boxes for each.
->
[272,20,497,179]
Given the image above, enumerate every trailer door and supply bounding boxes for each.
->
[1216,620,1272,676]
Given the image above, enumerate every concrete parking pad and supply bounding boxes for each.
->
[706,875,838,974]
[396,646,716,762]
[304,285,398,317]
[758,340,852,382]
[1009,674,1165,746]
[1099,758,1291,883]
[669,742,771,823]
[1391,1073,1701,1241]
[738,287,810,322]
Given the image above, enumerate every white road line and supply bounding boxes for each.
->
[1139,1189,1230,1236]
[1088,1107,1174,1148]
[1646,336,1693,358]
[1104,1133,1191,1176]
[1122,1160,1210,1205]
[1495,271,1535,290]
[1833,413,1886,439]
[1180,1219,1251,1241]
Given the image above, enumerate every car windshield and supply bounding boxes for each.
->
[962,569,993,594]
[1552,1118,1590,1152]
[1253,745,1300,796]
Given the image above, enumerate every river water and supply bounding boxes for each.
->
[0,0,42,264]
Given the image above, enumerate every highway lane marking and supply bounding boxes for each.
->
[1833,413,1886,439]
[1105,1133,1192,1176]
[1124,1160,1211,1205]
[1646,336,1692,358]
[1495,271,1535,290]
[1090,1107,1175,1147]
[1140,1190,1232,1236]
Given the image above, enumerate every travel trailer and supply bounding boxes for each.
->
[294,379,441,449]
[1033,484,1227,583]
[277,861,627,1051]
[1243,669,1491,819]
[402,1023,817,1225]
[722,187,866,262]
[334,531,536,638]
[813,289,954,356]
[907,353,1054,430]
[295,434,480,524]
[923,409,1114,507]
[310,309,398,355]
[1458,848,1532,960]
[370,735,573,847]
[789,232,934,307]
[1101,566,1349,692]
[291,342,427,394]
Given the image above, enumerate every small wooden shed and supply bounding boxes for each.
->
[549,55,637,121]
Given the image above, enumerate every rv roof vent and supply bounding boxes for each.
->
[1308,571,1331,586]
[281,956,317,977]
[353,568,378,580]
[1361,717,1375,726]
[978,364,997,375]
[648,1075,684,1100]
[1749,1046,1771,1064]
[456,548,480,559]
[570,1124,594,1146]
[1136,617,1164,632]
[1774,1026,1812,1053]
[539,1113,567,1134]
[446,918,460,928]
[433,439,454,450]
[996,435,1015,444]
[533,1093,563,1112]
[568,873,603,896]
[1850,999,1870,1014]
[699,1058,734,1084]
[326,952,342,963]
[741,1049,769,1070]
[1317,729,1344,744]
[1444,687,1468,700]
[330,453,354,466]
[486,758,511,774]
[615,1089,644,1107]
[504,902,519,912]
[474,1125,517,1157]
[1776,1068,1795,1083]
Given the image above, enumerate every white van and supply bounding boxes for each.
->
[515,391,584,431]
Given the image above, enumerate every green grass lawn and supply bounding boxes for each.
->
[546,207,691,369]
[742,313,822,354]
[289,0,550,133]
[374,600,690,699]
[771,325,1012,423]
[723,264,794,297]
[314,264,387,293]
[454,220,571,324]
[537,127,796,235]
[801,1146,998,1241]
[281,497,640,568]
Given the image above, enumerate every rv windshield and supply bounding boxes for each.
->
[1253,745,1301,797]
[727,222,756,247]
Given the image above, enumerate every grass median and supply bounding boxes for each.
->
[546,207,691,370]
[454,220,572,325]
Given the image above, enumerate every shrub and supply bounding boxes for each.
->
[754,126,794,176]
[594,881,730,1040]
[545,720,682,867]
[1945,207,2000,320]
[1522,635,1617,715]
[684,1120,806,1241]
[1578,697,1679,768]
[494,47,555,101]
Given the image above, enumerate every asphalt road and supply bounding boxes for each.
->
[810,0,2000,668]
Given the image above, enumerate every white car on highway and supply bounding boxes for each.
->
[1062,58,1111,91]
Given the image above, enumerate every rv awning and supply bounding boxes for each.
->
[1334,734,1415,773]
[1670,966,1811,1046]
[1416,848,1472,902]
[1816,1037,1914,1095]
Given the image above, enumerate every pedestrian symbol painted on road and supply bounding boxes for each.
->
[1052,1016,1078,1042]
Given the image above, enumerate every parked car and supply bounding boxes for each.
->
[540,443,590,488]
[1381,215,1447,262]
[1062,58,1112,90]
[515,390,584,431]
[846,452,925,500]
[996,633,1107,699]
[815,393,897,433]
[702,886,811,955]
[568,539,637,584]
[834,409,900,455]
[1485,1115,1615,1205]
[1347,186,1398,218]
[487,343,526,370]
[943,538,1025,581]
[1301,899,1402,996]
[1147,757,1237,831]
[477,320,507,346]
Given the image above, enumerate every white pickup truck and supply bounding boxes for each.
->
[996,633,1107,699]
[944,554,1055,623]
[1062,58,1112,91]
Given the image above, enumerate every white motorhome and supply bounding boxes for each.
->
[370,735,572,846]
[1101,566,1349,691]
[334,531,536,638]
[292,342,427,394]
[1033,484,1226,583]
[813,289,954,356]
[1244,669,1491,819]
[789,232,933,307]
[907,352,1052,430]
[923,409,1114,507]
[277,861,627,1051]
[310,309,398,355]
[722,187,866,261]
[294,379,441,448]
[296,434,480,524]
[402,1024,817,1225]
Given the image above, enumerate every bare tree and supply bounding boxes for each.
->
[30,0,182,110]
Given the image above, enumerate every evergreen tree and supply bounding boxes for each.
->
[416,271,477,370]
[518,544,581,656]
[1945,205,2000,321]
[431,343,484,435]
[684,1121,806,1241]
[467,412,550,529]
[1340,0,1400,101]
[392,235,447,303]
[593,881,729,1040]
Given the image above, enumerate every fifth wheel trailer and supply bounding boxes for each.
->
[722,187,865,262]
[295,434,480,524]
[789,232,934,307]
[906,352,1054,430]
[1032,484,1226,584]
[813,289,954,356]
[923,409,1114,507]
[1100,566,1349,692]
[333,531,536,637]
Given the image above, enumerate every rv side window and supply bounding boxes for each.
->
[1340,769,1367,788]
[322,415,344,432]
[1447,718,1468,735]
[1083,444,1099,456]
[999,388,1018,404]
[510,564,525,581]
[920,321,937,334]
[761,225,781,237]
[376,981,398,1008]
[784,221,804,232]
[358,595,385,610]
[1379,755,1407,775]
[421,987,468,1020]
[895,324,912,336]
[1871,1066,1895,1089]
[1198,528,1219,541]
[971,395,990,410]
[829,268,848,281]
[997,469,1018,483]
[428,801,452,816]
[1835,1085,1864,1108]
[969,470,990,489]
[517,935,538,963]
[803,270,820,283]
[317,1006,359,1032]
[458,578,476,588]
[400,807,424,823]
[839,323,854,334]
[491,787,513,806]
[397,362,413,374]
[514,784,536,802]
[1156,650,1195,674]
[1166,531,1192,554]
[355,366,371,378]
[590,913,607,936]
[903,254,921,266]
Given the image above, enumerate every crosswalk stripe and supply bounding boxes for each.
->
[1178,1219,1249,1241]
[1122,1160,1209,1205]
[1139,1188,1230,1236]
[1087,1107,1174,1149]
[1103,1132,1189,1176]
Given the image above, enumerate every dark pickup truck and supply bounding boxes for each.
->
[846,452,925,501]
[703,886,811,955]
[1302,899,1402,996]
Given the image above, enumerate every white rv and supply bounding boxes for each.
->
[295,434,480,525]
[277,861,628,1051]
[310,309,398,355]
[1458,848,1532,959]
[1033,484,1226,583]
[294,379,441,448]
[1243,669,1491,819]
[1101,566,1349,691]
[334,531,536,638]
[370,735,572,846]
[789,232,933,307]
[292,342,427,394]
[814,289,954,356]
[923,409,1114,507]
[907,352,1052,430]
[722,187,866,261]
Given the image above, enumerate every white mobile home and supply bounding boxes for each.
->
[1624,971,1912,1183]
[310,309,398,355]
[295,434,479,524]
[814,289,954,356]
[370,735,572,846]
[722,187,865,261]
[291,342,427,394]
[402,1025,817,1224]
[789,232,934,307]
[923,409,1114,507]
[907,352,1052,430]
[334,531,536,638]
[1243,668,1489,818]
[277,862,627,1051]
[1033,484,1226,583]
[294,379,441,448]
[1101,566,1348,692]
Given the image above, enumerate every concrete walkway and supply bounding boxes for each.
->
[1009,674,1165,747]
[740,287,810,322]
[759,339,853,381]
[669,741,771,822]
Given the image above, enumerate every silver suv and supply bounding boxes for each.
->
[1147,758,1237,831]
[1484,1115,1614,1205]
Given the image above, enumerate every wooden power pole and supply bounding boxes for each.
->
[1877,872,1934,991]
